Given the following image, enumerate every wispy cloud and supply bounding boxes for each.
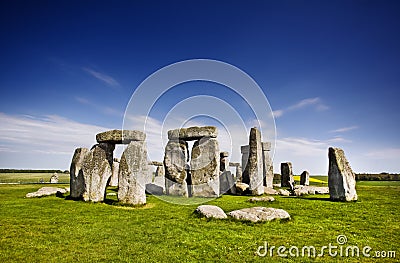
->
[273,97,329,118]
[330,126,359,133]
[75,96,124,117]
[82,67,120,88]
[365,148,400,160]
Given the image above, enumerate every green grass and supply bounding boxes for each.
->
[0,173,69,184]
[0,182,399,262]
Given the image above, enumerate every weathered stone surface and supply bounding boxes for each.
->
[220,151,229,172]
[262,150,274,188]
[109,160,119,187]
[300,171,310,186]
[168,126,217,140]
[26,187,69,198]
[229,162,240,167]
[281,162,294,188]
[261,142,271,151]
[96,129,146,144]
[118,141,149,205]
[328,147,357,201]
[195,205,227,219]
[278,189,291,196]
[235,182,249,195]
[155,165,165,177]
[82,145,113,202]
[164,140,189,197]
[219,171,236,195]
[235,165,242,182]
[242,128,264,195]
[241,145,249,174]
[145,183,164,195]
[264,187,279,195]
[50,173,59,183]
[228,207,290,222]
[96,143,115,167]
[248,196,275,203]
[294,188,309,196]
[190,137,220,197]
[294,185,329,195]
[70,147,89,199]
[149,161,163,166]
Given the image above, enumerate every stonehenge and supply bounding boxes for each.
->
[68,125,361,204]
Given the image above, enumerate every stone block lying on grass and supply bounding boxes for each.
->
[195,205,227,219]
[248,196,275,203]
[228,207,290,223]
[26,187,69,198]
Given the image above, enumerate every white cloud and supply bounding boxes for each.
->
[82,67,120,88]
[330,126,359,133]
[273,97,329,118]
[0,112,110,156]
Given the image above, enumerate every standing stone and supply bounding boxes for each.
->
[300,171,310,186]
[219,171,236,195]
[109,158,120,187]
[190,137,220,197]
[235,165,242,182]
[50,173,59,183]
[97,142,115,167]
[241,145,249,178]
[242,128,264,195]
[82,145,112,202]
[262,142,274,188]
[164,140,189,197]
[328,147,357,201]
[155,165,165,177]
[118,141,149,205]
[70,147,89,199]
[220,152,229,172]
[281,162,294,189]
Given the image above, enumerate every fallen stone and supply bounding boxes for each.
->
[236,182,250,195]
[228,207,290,222]
[118,140,149,205]
[294,185,329,195]
[69,147,89,199]
[264,187,279,195]
[195,205,227,219]
[26,187,69,198]
[328,147,357,201]
[294,188,309,196]
[145,183,164,195]
[168,126,217,140]
[278,189,290,196]
[96,129,146,144]
[190,137,220,197]
[248,196,275,203]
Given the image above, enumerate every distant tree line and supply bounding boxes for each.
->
[0,169,69,174]
[356,173,400,181]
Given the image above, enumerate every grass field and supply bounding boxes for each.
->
[0,175,399,262]
[0,173,70,184]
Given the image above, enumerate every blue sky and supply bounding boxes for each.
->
[0,0,399,174]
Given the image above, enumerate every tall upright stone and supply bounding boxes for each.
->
[118,140,149,205]
[220,151,229,172]
[262,142,274,188]
[70,147,89,199]
[328,147,357,201]
[190,137,220,197]
[82,144,112,202]
[281,162,294,188]
[241,145,249,177]
[164,140,189,197]
[300,171,310,186]
[242,128,264,195]
[109,158,120,187]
